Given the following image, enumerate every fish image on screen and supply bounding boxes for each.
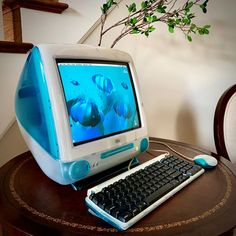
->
[57,60,141,146]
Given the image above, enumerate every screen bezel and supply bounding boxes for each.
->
[56,58,142,147]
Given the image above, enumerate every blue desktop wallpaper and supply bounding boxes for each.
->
[57,61,141,145]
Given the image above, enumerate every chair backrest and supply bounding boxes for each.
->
[214,84,236,163]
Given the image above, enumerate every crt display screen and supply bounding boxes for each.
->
[56,59,141,146]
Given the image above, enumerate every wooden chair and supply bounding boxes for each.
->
[214,84,236,163]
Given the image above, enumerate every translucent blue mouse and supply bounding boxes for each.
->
[193,155,218,169]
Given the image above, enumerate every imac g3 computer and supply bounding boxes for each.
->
[15,44,149,185]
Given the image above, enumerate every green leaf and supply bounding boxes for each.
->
[131,27,141,34]
[126,3,137,13]
[204,25,211,29]
[190,23,196,32]
[101,0,117,14]
[175,18,181,24]
[148,25,155,32]
[198,28,204,35]
[168,18,175,28]
[141,1,148,9]
[188,13,195,19]
[198,26,210,35]
[130,17,138,26]
[145,15,157,23]
[200,4,207,13]
[183,18,191,25]
[168,18,175,25]
[144,31,149,37]
[173,10,179,17]
[145,15,152,22]
[187,35,192,42]
[101,3,109,14]
[185,1,193,12]
[168,25,174,33]
[107,0,117,8]
[204,28,209,34]
[156,5,166,13]
[200,0,209,14]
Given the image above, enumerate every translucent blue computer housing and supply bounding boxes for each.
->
[15,44,149,185]
[16,47,59,159]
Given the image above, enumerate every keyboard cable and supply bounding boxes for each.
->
[149,140,193,162]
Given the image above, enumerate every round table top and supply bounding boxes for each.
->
[0,138,236,236]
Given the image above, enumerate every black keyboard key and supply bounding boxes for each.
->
[162,166,170,171]
[170,171,182,179]
[154,183,162,189]
[116,199,126,207]
[185,164,194,169]
[98,201,107,210]
[159,180,166,186]
[162,178,170,184]
[130,205,140,216]
[110,207,120,218]
[136,201,148,211]
[88,155,203,227]
[145,182,175,205]
[174,164,183,171]
[162,172,169,177]
[166,176,173,181]
[170,179,180,187]
[166,168,176,175]
[186,165,202,176]
[118,212,133,222]
[168,162,176,168]
[158,174,165,180]
[90,192,104,204]
[104,204,117,214]
[178,175,190,183]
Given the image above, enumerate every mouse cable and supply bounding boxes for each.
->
[149,140,193,162]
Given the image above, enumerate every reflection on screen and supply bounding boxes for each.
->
[57,60,141,146]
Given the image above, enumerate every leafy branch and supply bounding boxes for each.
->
[98,0,210,48]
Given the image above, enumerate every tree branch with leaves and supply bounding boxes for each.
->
[98,0,210,48]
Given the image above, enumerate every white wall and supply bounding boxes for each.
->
[83,0,236,152]
[0,53,27,139]
[0,121,28,167]
[21,0,105,44]
[0,53,29,167]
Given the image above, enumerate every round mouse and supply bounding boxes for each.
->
[193,154,218,169]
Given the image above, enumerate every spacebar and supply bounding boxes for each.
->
[145,183,175,205]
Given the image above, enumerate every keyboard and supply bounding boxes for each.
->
[85,154,204,231]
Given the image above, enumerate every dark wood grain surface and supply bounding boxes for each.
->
[0,41,33,53]
[0,138,236,236]
[3,0,69,14]
[214,84,236,162]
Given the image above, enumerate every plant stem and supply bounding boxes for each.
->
[110,20,153,48]
[111,31,130,48]
[98,14,107,46]
[98,0,207,47]
[102,0,164,36]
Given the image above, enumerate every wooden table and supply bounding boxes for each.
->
[0,138,236,236]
